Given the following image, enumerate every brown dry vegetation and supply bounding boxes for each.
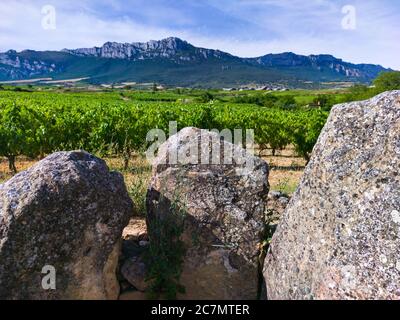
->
[261,146,305,195]
[0,159,33,183]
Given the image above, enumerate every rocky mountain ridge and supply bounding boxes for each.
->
[0,50,58,79]
[62,37,234,63]
[0,37,392,86]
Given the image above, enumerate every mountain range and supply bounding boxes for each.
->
[0,37,391,88]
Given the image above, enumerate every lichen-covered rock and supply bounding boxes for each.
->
[0,151,134,300]
[266,191,290,224]
[121,255,147,292]
[147,127,269,300]
[264,91,400,300]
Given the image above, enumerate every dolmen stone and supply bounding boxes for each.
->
[264,91,400,300]
[146,127,269,299]
[0,151,134,299]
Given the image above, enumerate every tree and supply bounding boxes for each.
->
[342,84,374,103]
[276,95,297,109]
[198,91,214,103]
[374,71,400,92]
[261,94,278,108]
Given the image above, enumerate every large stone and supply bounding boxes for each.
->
[121,255,147,292]
[264,91,400,300]
[0,151,134,300]
[266,191,290,224]
[146,127,269,300]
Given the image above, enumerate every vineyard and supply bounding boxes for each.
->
[0,89,330,174]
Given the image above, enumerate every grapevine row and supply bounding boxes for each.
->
[0,91,328,172]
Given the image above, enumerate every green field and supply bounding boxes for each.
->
[0,82,382,175]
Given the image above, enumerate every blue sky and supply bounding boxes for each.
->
[0,0,399,69]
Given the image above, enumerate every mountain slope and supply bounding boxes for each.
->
[0,37,391,87]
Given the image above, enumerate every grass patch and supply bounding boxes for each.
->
[144,191,187,300]
[105,154,152,217]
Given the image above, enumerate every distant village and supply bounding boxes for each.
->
[222,85,290,92]
[0,77,293,92]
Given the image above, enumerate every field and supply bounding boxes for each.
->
[0,84,379,203]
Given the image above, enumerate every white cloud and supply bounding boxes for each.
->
[0,0,398,69]
[0,1,175,50]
